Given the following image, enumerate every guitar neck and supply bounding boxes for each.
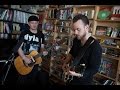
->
[33,46,53,60]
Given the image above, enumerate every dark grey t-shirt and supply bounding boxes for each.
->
[18,30,44,54]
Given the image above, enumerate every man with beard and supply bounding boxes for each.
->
[62,14,102,85]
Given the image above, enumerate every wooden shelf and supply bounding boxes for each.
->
[43,29,53,32]
[0,32,21,34]
[46,18,56,20]
[45,8,57,11]
[58,19,72,21]
[58,7,73,10]
[96,73,116,81]
[96,19,120,22]
[12,31,21,34]
[102,54,120,61]
[57,33,70,37]
[56,25,71,28]
[0,19,27,24]
[94,35,120,40]
[93,79,102,85]
[74,5,95,9]
[98,5,115,7]
[1,5,120,85]
[91,5,120,85]
[101,44,120,50]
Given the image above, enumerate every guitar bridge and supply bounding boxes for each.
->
[31,56,35,63]
[27,56,36,67]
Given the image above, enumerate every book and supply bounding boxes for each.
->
[111,6,120,20]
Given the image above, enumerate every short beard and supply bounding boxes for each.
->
[77,33,86,40]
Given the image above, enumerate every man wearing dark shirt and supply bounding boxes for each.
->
[62,14,102,85]
[16,16,49,88]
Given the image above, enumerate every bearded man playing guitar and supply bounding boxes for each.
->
[62,14,102,85]
[15,16,49,88]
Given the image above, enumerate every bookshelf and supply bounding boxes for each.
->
[0,5,39,40]
[0,5,39,60]
[1,5,119,85]
[39,6,58,82]
[50,6,73,82]
[73,5,96,35]
[34,5,120,85]
[45,5,120,85]
[92,5,120,85]
[39,5,120,85]
[39,5,74,84]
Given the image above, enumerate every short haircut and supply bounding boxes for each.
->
[73,14,89,25]
[28,15,39,22]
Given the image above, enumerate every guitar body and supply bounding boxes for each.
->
[14,50,42,75]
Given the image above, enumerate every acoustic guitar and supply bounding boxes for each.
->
[14,45,52,76]
[14,38,68,75]
[14,50,44,75]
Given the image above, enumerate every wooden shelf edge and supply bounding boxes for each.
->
[95,73,116,81]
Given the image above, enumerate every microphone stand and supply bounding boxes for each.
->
[1,38,23,86]
[1,53,15,85]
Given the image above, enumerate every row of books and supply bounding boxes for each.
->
[58,5,73,8]
[46,8,73,20]
[42,21,71,33]
[0,5,39,14]
[0,21,30,34]
[43,21,54,31]
[57,9,73,20]
[95,78,115,85]
[0,33,20,39]
[106,48,120,57]
[0,8,37,24]
[96,26,120,38]
[102,48,120,58]
[49,40,68,78]
[0,9,13,21]
[99,58,114,78]
[47,5,120,20]
[56,21,71,27]
[102,47,120,58]
[56,26,70,34]
[43,31,53,41]
[38,5,49,11]
[0,21,21,33]
[102,39,116,46]
[77,9,95,19]
[103,79,115,85]
[46,9,58,19]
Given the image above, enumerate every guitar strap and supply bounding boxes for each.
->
[70,36,95,68]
